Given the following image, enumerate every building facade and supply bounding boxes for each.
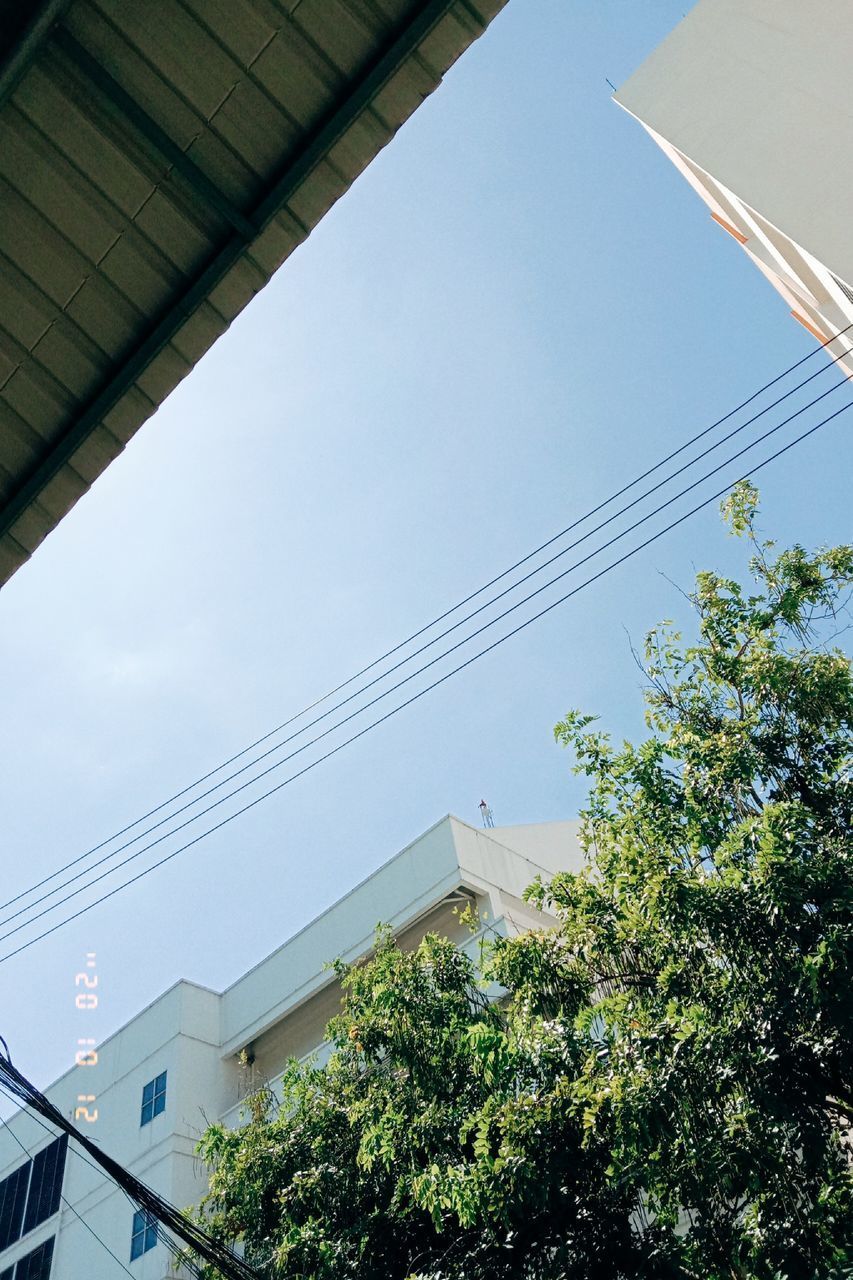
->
[0,815,582,1280]
[615,0,853,377]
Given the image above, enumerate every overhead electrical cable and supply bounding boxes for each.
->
[0,375,848,941]
[2,323,851,921]
[1,392,850,966]
[0,1049,264,1280]
[0,1107,137,1280]
[1,390,850,951]
[3,344,852,936]
[1,1116,220,1280]
[0,1079,191,1272]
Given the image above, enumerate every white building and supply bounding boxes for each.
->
[0,815,582,1280]
[615,0,853,377]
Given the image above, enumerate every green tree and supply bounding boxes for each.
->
[192,485,852,1279]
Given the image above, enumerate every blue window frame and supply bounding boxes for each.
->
[130,1210,158,1262]
[139,1071,167,1127]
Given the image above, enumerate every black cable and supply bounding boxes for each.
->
[0,1087,123,1188]
[3,321,850,920]
[0,1052,263,1280]
[0,1079,274,1280]
[0,1080,176,1259]
[0,1106,136,1280]
[0,381,847,946]
[0,1075,207,1274]
[0,388,848,947]
[3,345,851,937]
[1,393,849,966]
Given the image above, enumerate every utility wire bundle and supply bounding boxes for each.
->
[2,326,852,964]
[0,1046,264,1280]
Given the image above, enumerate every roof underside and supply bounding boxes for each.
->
[0,0,506,586]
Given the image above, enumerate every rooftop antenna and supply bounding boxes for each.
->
[479,799,495,829]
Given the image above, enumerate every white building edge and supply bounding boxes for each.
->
[615,0,853,379]
[0,815,583,1280]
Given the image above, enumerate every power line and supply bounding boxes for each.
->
[0,1067,281,1280]
[0,1106,137,1280]
[2,392,849,965]
[3,323,850,923]
[1,391,849,951]
[0,1052,262,1280]
[1,380,848,947]
[3,343,852,938]
[0,1101,199,1280]
[0,1081,187,1268]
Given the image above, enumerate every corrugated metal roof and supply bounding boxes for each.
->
[0,0,506,586]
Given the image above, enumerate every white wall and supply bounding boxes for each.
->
[615,0,853,288]
[0,815,583,1279]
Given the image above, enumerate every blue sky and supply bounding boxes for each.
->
[2,0,852,1097]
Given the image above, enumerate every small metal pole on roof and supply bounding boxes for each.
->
[479,800,495,829]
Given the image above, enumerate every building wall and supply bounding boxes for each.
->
[615,0,853,374]
[0,816,583,1280]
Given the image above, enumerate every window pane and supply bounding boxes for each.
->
[22,1137,66,1234]
[140,1071,166,1125]
[1,1264,14,1280]
[0,1161,30,1251]
[130,1210,157,1261]
[14,1237,54,1280]
[130,1210,144,1260]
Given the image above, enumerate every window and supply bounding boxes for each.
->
[130,1210,158,1261]
[140,1071,167,1126]
[10,1238,54,1280]
[21,1139,66,1236]
[0,1163,30,1252]
[0,1137,65,1261]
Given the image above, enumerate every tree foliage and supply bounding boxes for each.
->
[192,486,853,1279]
